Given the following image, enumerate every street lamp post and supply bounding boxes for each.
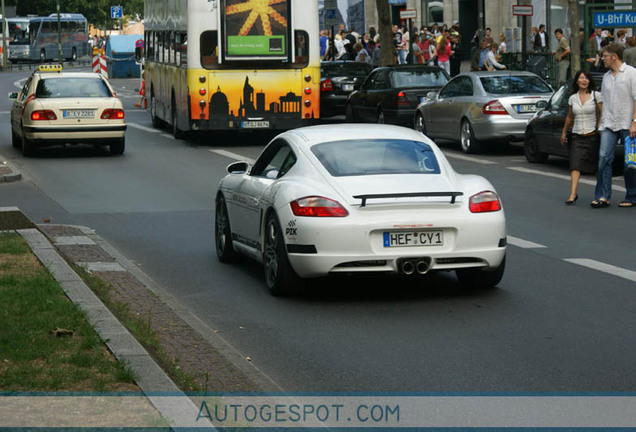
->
[57,0,62,64]
[1,0,6,70]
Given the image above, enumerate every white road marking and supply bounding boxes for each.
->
[209,149,255,164]
[507,236,547,249]
[128,122,161,133]
[160,133,174,139]
[443,152,498,165]
[507,166,627,192]
[0,111,9,115]
[564,258,636,283]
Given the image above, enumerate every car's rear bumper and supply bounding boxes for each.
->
[472,116,530,141]
[24,124,127,143]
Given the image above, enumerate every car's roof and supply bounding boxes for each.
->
[377,64,445,72]
[285,124,428,146]
[458,71,543,78]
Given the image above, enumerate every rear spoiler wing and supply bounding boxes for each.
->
[353,192,464,208]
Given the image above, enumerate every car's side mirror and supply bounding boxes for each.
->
[8,92,18,100]
[427,91,438,100]
[536,100,548,110]
[227,161,250,174]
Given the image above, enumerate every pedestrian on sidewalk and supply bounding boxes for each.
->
[592,43,636,208]
[560,71,602,205]
[553,29,571,88]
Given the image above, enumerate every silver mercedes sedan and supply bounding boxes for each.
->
[414,71,554,153]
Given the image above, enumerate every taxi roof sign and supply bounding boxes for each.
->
[37,64,63,72]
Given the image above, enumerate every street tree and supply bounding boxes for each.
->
[375,0,395,66]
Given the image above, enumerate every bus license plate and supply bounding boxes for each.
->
[241,120,270,129]
[63,110,94,119]
[383,230,443,247]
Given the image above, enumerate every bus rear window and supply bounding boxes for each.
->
[200,31,219,66]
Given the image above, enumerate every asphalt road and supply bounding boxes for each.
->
[1,69,636,392]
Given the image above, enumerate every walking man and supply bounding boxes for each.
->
[592,43,636,208]
[554,29,571,87]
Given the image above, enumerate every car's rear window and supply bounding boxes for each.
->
[322,62,372,77]
[36,77,113,98]
[311,139,441,177]
[480,75,552,94]
[391,69,449,88]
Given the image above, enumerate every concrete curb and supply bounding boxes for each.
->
[0,155,22,183]
[15,227,216,430]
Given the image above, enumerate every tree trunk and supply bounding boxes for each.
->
[376,0,395,66]
[569,0,580,77]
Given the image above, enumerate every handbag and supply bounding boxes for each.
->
[625,135,636,168]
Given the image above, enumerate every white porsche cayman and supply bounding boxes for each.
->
[215,124,506,295]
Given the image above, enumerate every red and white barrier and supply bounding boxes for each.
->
[92,53,108,79]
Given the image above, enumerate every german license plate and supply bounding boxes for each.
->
[241,120,270,129]
[516,104,537,113]
[63,109,94,119]
[343,84,354,91]
[383,230,443,247]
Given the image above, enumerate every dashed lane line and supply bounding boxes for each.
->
[564,258,636,283]
[209,149,255,164]
[128,122,161,134]
[507,236,547,249]
[508,166,626,192]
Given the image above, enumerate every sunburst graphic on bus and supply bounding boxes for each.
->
[226,0,287,36]
[225,0,289,57]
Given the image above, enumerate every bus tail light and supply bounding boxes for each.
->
[31,110,57,121]
[304,74,312,82]
[101,109,124,119]
[199,88,206,96]
[304,87,312,95]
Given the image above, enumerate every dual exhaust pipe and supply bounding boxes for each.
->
[398,258,431,275]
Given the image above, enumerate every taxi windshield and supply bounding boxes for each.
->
[35,77,113,98]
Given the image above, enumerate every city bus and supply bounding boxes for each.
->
[1,16,31,63]
[8,14,89,63]
[144,0,320,135]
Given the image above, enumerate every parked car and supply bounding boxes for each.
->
[414,71,554,153]
[320,61,373,118]
[345,65,450,127]
[524,77,620,165]
[215,124,506,296]
[8,65,126,157]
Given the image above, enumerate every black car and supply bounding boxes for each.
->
[345,64,450,127]
[320,61,373,118]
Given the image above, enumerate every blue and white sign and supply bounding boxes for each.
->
[594,11,636,28]
[110,5,123,19]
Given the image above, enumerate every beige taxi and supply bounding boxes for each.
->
[9,65,127,156]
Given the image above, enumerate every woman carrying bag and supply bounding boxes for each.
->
[560,71,602,205]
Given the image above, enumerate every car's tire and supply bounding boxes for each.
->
[377,109,385,124]
[171,96,184,139]
[460,119,481,154]
[11,128,20,148]
[262,213,301,296]
[150,91,162,128]
[524,132,549,163]
[414,112,427,135]
[345,103,355,122]
[456,255,506,290]
[110,138,125,155]
[215,194,238,263]
[21,127,35,157]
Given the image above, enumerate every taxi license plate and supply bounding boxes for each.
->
[516,104,537,113]
[241,120,270,129]
[383,230,444,247]
[63,110,94,119]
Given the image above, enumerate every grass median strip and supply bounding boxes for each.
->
[0,231,138,391]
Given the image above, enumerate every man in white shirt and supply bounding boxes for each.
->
[593,43,636,207]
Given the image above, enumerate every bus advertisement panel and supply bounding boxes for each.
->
[144,0,319,135]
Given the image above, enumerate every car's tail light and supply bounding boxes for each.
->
[396,91,410,106]
[290,196,349,217]
[31,110,57,120]
[482,100,508,115]
[321,78,333,92]
[101,109,125,119]
[469,191,502,213]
